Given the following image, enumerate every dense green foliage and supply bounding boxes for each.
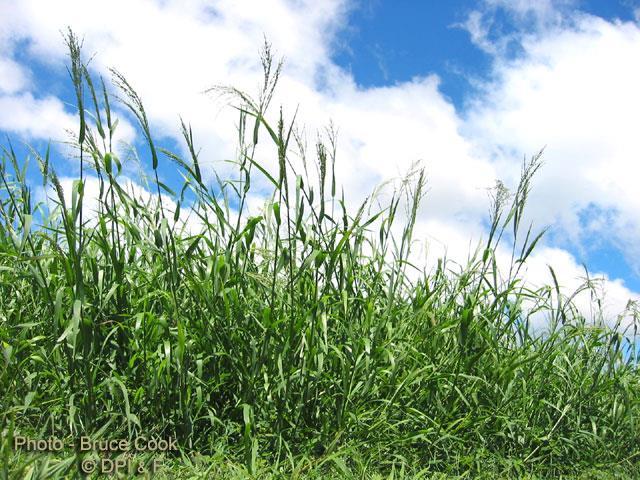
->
[1,33,639,478]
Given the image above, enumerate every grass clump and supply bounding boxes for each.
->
[1,33,639,479]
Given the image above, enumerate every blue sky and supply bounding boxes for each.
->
[1,0,640,324]
[335,0,492,105]
[333,0,638,107]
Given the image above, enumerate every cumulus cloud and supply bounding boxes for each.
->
[0,57,30,94]
[0,93,76,140]
[464,6,640,274]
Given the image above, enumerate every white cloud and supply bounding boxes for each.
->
[0,92,76,140]
[0,57,30,94]
[0,90,137,161]
[464,12,640,274]
[37,173,204,239]
[484,0,575,25]
[458,0,578,56]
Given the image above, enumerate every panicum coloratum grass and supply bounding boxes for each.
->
[1,32,639,479]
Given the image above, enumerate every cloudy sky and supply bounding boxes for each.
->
[1,0,640,325]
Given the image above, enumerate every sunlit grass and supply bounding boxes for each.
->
[1,31,639,479]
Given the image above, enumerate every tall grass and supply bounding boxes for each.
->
[1,33,639,479]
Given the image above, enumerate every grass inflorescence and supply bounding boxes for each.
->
[1,33,639,479]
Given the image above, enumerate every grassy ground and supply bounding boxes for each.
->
[1,32,639,479]
[6,448,640,479]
